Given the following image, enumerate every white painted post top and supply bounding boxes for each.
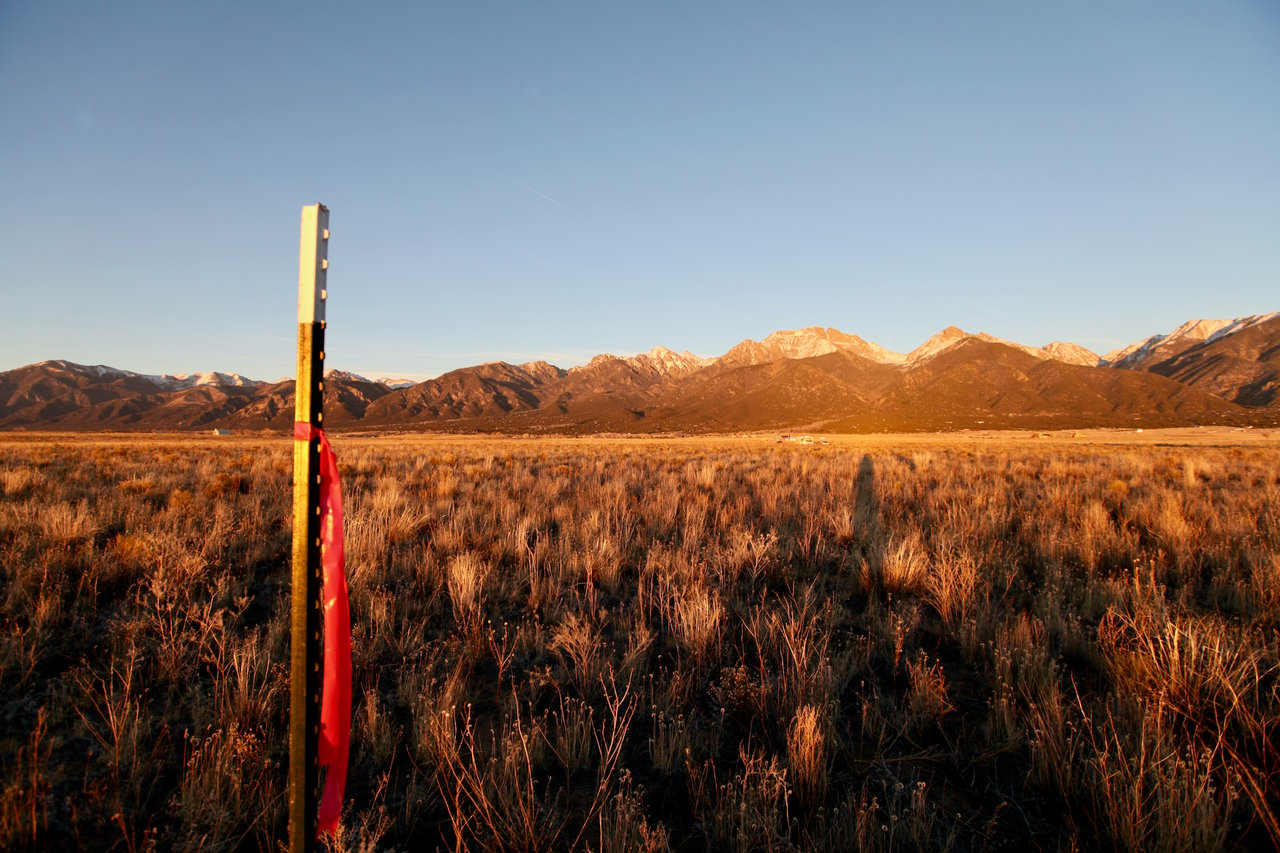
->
[297,204,330,324]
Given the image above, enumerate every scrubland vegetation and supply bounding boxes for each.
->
[1,432,1277,851]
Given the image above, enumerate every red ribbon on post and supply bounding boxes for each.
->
[294,421,351,835]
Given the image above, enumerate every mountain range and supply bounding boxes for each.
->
[2,314,1277,433]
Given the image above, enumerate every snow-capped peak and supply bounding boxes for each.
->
[906,327,1061,365]
[626,346,712,377]
[370,376,420,389]
[1202,312,1279,344]
[319,369,424,388]
[34,360,264,389]
[569,353,623,373]
[719,326,908,366]
[758,328,846,359]
[323,369,372,383]
[168,371,260,388]
[906,327,970,363]
[1040,341,1101,367]
[1103,313,1280,367]
[37,360,133,378]
[567,347,712,378]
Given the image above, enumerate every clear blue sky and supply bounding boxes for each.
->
[2,2,1277,380]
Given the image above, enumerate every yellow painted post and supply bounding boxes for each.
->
[290,203,329,853]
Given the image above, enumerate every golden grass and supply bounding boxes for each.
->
[0,429,1276,850]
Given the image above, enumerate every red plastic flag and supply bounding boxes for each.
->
[294,422,351,835]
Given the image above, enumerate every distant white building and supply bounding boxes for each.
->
[211,428,231,436]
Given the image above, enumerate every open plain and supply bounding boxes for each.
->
[1,429,1277,850]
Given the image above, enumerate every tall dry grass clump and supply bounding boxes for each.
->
[672,586,723,666]
[866,531,929,596]
[786,704,829,811]
[446,552,489,628]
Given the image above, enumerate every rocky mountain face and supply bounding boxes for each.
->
[1040,342,1100,367]
[1103,314,1278,369]
[2,315,1276,432]
[1119,314,1280,408]
[0,362,394,430]
[719,327,903,367]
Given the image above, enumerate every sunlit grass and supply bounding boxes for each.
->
[0,432,1276,850]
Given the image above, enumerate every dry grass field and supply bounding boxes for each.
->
[1,429,1277,851]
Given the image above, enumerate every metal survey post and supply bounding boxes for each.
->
[290,203,329,853]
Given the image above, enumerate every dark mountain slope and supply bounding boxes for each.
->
[363,362,555,423]
[828,340,1249,431]
[643,351,898,431]
[1144,315,1280,407]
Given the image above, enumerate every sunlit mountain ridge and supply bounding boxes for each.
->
[3,315,1277,432]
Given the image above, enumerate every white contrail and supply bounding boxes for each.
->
[511,179,565,208]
